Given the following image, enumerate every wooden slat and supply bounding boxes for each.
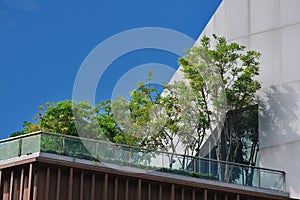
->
[55,168,61,200]
[9,170,13,200]
[147,183,151,200]
[32,168,38,200]
[27,163,33,200]
[203,189,207,200]
[103,173,108,200]
[214,192,217,200]
[125,179,129,200]
[159,184,162,200]
[3,179,9,200]
[171,184,175,200]
[80,172,84,200]
[68,168,73,200]
[225,194,228,200]
[192,189,195,200]
[114,177,118,200]
[44,167,50,200]
[36,156,290,200]
[19,168,24,200]
[181,188,185,200]
[137,179,141,200]
[91,174,95,200]
[236,194,240,200]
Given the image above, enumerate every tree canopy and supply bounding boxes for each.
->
[11,35,261,179]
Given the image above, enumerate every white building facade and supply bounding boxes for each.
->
[171,0,300,198]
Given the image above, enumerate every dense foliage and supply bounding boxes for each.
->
[11,35,261,184]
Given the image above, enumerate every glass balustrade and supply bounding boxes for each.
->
[0,132,286,192]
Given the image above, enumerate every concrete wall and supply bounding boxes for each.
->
[170,0,300,198]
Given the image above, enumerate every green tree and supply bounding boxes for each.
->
[10,100,106,139]
[10,121,40,137]
[179,34,261,182]
[110,72,160,148]
[10,35,261,183]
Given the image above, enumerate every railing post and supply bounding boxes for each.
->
[283,171,286,192]
[198,157,201,174]
[61,136,65,155]
[95,142,99,160]
[161,153,164,171]
[18,138,22,157]
[258,168,261,188]
[208,141,211,175]
[128,148,132,166]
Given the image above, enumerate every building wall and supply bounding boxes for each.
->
[170,0,300,198]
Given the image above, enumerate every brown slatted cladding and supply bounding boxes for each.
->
[125,179,129,200]
[128,179,136,200]
[55,168,61,200]
[45,167,50,200]
[108,174,115,200]
[171,184,175,200]
[12,170,20,200]
[83,172,92,200]
[192,189,196,200]
[204,189,208,200]
[137,179,142,200]
[27,163,32,200]
[114,177,118,200]
[91,173,95,200]
[19,168,24,200]
[32,167,38,200]
[141,181,149,200]
[8,170,13,200]
[103,173,108,200]
[159,184,162,200]
[68,167,73,200]
[225,194,228,200]
[147,183,151,200]
[47,167,57,200]
[3,175,9,200]
[0,161,291,200]
[23,171,29,200]
[80,172,84,200]
[72,170,81,200]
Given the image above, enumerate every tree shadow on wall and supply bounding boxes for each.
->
[259,85,298,146]
[259,84,300,192]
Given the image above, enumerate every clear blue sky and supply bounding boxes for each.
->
[0,0,221,139]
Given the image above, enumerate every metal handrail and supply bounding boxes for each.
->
[0,131,286,191]
[0,131,285,175]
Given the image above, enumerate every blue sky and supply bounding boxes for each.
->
[0,0,221,139]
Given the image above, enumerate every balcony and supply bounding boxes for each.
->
[0,131,285,193]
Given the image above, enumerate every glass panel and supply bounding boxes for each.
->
[260,169,284,191]
[149,152,163,169]
[207,160,219,180]
[0,139,20,160]
[239,166,259,187]
[21,135,41,156]
[41,134,63,154]
[95,142,114,162]
[64,137,94,160]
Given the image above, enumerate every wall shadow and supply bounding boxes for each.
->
[259,83,300,196]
